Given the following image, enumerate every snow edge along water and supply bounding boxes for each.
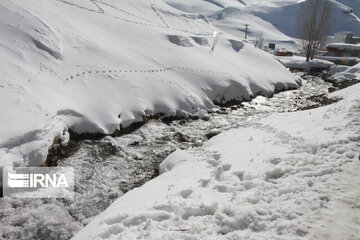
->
[72,81,360,240]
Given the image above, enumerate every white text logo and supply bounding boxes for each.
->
[8,173,69,188]
[3,167,74,199]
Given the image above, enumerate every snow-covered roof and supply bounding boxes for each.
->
[327,43,360,50]
[334,31,353,35]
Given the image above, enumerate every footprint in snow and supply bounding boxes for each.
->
[213,153,222,161]
[222,164,231,171]
[180,189,193,199]
[215,185,234,193]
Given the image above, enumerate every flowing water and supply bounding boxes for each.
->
[0,72,337,240]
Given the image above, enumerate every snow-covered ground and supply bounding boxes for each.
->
[1,0,360,169]
[0,0,301,168]
[276,56,335,71]
[0,73,335,240]
[1,0,360,239]
[73,81,360,240]
[167,0,360,49]
[329,62,360,82]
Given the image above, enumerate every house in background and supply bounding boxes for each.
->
[319,32,360,65]
[326,43,360,58]
[327,31,360,44]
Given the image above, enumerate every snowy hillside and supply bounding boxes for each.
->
[1,0,360,240]
[0,0,302,168]
[1,0,359,168]
[166,0,360,48]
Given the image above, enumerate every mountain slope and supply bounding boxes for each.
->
[0,0,300,167]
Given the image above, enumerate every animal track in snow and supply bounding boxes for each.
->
[56,0,213,36]
[64,65,230,83]
[180,189,193,199]
[151,4,170,28]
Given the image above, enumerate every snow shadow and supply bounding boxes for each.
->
[191,36,209,46]
[167,35,193,47]
[228,39,244,52]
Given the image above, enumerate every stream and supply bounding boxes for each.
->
[0,72,338,240]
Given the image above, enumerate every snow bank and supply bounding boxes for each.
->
[329,63,360,82]
[0,0,300,167]
[72,82,360,239]
[276,56,334,71]
[327,42,360,51]
[328,64,350,75]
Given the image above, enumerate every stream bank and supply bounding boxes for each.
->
[0,71,346,240]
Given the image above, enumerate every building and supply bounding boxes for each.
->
[327,32,360,44]
[320,42,360,65]
[321,32,360,65]
[326,43,360,57]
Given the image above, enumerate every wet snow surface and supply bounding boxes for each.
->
[0,73,338,240]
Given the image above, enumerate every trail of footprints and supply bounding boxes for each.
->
[56,2,228,84]
[56,0,214,36]
[151,4,170,28]
[64,66,231,82]
[96,0,153,23]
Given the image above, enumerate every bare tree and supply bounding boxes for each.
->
[298,0,333,61]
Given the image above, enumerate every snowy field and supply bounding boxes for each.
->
[1,0,360,240]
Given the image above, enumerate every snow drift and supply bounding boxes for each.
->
[329,62,360,82]
[0,0,300,167]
